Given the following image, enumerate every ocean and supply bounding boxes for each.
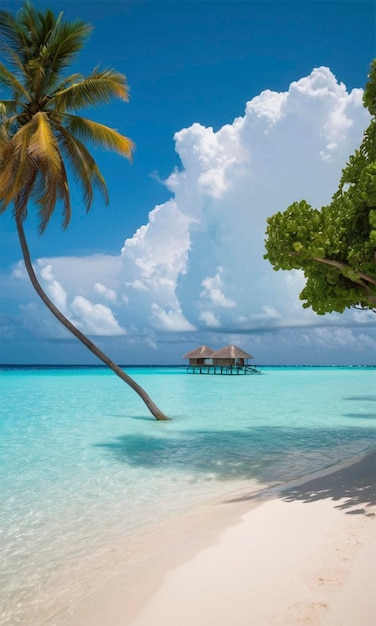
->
[1,365,375,625]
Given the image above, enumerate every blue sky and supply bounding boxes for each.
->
[1,0,375,365]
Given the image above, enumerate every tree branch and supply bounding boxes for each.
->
[312,256,376,287]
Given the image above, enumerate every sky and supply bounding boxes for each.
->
[0,0,375,366]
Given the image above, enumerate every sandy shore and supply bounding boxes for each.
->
[61,451,376,626]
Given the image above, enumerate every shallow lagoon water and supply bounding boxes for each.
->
[1,366,375,624]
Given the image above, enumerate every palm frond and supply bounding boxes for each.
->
[0,121,36,212]
[48,20,93,74]
[25,126,71,233]
[56,121,109,210]
[28,111,62,176]
[0,62,31,101]
[29,154,71,233]
[56,155,71,230]
[0,42,28,82]
[34,169,58,231]
[51,72,84,94]
[0,101,21,125]
[52,68,130,112]
[0,8,31,66]
[12,168,37,223]
[0,99,19,112]
[1,3,91,97]
[0,141,16,210]
[0,110,29,136]
[67,114,134,158]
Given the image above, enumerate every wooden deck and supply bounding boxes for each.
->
[186,365,261,375]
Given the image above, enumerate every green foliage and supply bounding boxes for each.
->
[363,58,376,116]
[264,60,376,314]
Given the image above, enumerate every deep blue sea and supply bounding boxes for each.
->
[1,365,375,624]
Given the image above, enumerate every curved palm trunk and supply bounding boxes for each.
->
[16,217,170,420]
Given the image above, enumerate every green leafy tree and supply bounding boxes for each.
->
[264,61,376,314]
[0,1,169,419]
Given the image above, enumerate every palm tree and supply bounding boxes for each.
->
[0,1,169,420]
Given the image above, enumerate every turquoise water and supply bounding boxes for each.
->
[1,366,375,624]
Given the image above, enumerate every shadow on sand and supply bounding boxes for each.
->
[280,450,376,515]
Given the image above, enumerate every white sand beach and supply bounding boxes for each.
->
[60,451,376,626]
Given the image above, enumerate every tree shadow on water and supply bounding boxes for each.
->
[94,426,376,495]
[344,395,376,402]
[343,412,376,419]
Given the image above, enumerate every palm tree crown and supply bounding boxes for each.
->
[0,0,134,231]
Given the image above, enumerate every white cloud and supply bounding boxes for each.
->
[37,254,122,295]
[70,296,125,336]
[351,309,376,324]
[11,260,28,280]
[199,310,221,328]
[200,267,236,308]
[150,303,196,332]
[25,260,127,337]
[40,264,69,314]
[312,327,376,351]
[250,305,282,321]
[94,282,117,303]
[125,278,150,292]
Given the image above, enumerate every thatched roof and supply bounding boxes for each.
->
[182,345,215,359]
[211,345,253,359]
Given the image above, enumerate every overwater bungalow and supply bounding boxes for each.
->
[183,344,260,375]
[182,345,214,369]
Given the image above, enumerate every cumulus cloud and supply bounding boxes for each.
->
[24,260,127,337]
[311,327,376,351]
[70,296,125,336]
[200,266,237,309]
[199,310,221,328]
[11,260,28,280]
[40,264,69,315]
[94,282,117,303]
[6,67,374,362]
[150,303,196,331]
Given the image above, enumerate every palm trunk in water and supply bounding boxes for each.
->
[16,216,170,420]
